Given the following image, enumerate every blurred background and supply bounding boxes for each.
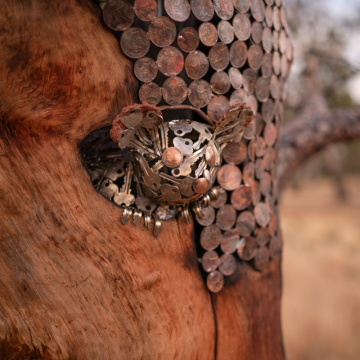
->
[281,0,360,359]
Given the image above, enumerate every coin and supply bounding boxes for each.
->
[177,27,199,53]
[200,224,222,250]
[254,202,271,227]
[272,30,279,51]
[233,13,251,41]
[262,98,274,123]
[255,112,265,135]
[219,254,237,276]
[251,180,261,205]
[268,212,277,237]
[261,52,272,78]
[185,51,209,80]
[236,211,255,236]
[231,185,252,211]
[248,138,255,162]
[251,0,265,22]
[270,74,280,98]
[238,235,257,260]
[243,68,257,94]
[233,0,250,13]
[260,171,271,195]
[243,118,256,139]
[221,229,240,254]
[217,164,242,191]
[207,95,230,123]
[199,22,218,47]
[196,205,216,226]
[230,89,248,106]
[214,0,234,20]
[120,28,150,59]
[216,204,237,230]
[281,54,289,78]
[265,0,274,5]
[255,158,265,179]
[264,122,277,146]
[286,36,293,61]
[139,82,162,105]
[103,0,134,32]
[134,57,158,83]
[210,186,227,208]
[262,27,272,54]
[162,146,183,167]
[218,21,234,44]
[273,6,281,31]
[230,41,248,68]
[148,17,177,48]
[251,22,263,44]
[194,178,210,195]
[255,136,267,157]
[255,226,270,246]
[263,147,275,171]
[191,0,214,22]
[206,271,224,293]
[134,0,157,21]
[162,76,188,105]
[265,6,273,27]
[164,0,191,22]
[255,76,270,103]
[210,71,231,95]
[280,6,288,30]
[188,80,212,108]
[247,95,258,115]
[157,47,184,76]
[228,67,243,89]
[248,44,263,70]
[202,250,220,272]
[265,193,274,210]
[254,245,270,270]
[279,29,287,54]
[243,162,255,186]
[209,43,230,71]
[222,141,247,165]
[269,234,282,259]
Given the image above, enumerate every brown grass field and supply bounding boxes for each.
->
[281,176,360,360]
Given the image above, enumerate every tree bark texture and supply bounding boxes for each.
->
[0,1,283,359]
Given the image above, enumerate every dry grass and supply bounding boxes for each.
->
[281,176,360,360]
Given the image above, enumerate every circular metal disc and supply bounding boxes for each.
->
[216,204,237,230]
[210,71,231,95]
[254,202,271,227]
[251,180,261,205]
[238,236,257,260]
[134,0,157,22]
[222,141,247,165]
[139,82,162,105]
[243,118,256,139]
[264,122,277,146]
[254,246,270,271]
[262,27,273,53]
[272,52,281,76]
[265,6,273,27]
[260,171,272,195]
[207,95,230,123]
[191,0,214,22]
[281,54,289,78]
[196,206,216,226]
[261,52,272,78]
[178,27,199,53]
[228,67,243,89]
[279,29,287,54]
[242,68,257,94]
[231,185,252,211]
[247,94,258,114]
[256,227,271,246]
[255,158,265,179]
[230,89,248,106]
[206,271,224,293]
[219,254,236,276]
[251,0,265,22]
[262,98,274,123]
[134,57,158,83]
[255,136,267,157]
[272,30,279,51]
[243,162,255,186]
[217,21,234,44]
[256,112,265,135]
[164,0,191,22]
[265,0,274,5]
[148,17,176,48]
[162,76,188,105]
[230,40,247,68]
[236,211,255,236]
[255,76,270,102]
[251,21,263,44]
[103,0,134,32]
[157,47,184,76]
[210,186,227,208]
[214,0,234,20]
[199,22,218,47]
[200,224,222,250]
[188,80,212,108]
[273,6,281,31]
[233,0,250,13]
[120,27,150,59]
[248,44,263,70]
[202,250,220,272]
[270,74,280,99]
[209,43,230,71]
[248,138,255,162]
[217,164,242,191]
[221,229,240,254]
[233,13,251,41]
[185,51,209,80]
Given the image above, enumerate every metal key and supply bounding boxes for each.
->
[113,163,135,207]
[129,139,157,160]
[141,110,163,129]
[150,127,162,157]
[135,153,161,191]
[99,179,119,200]
[159,173,196,197]
[171,147,206,178]
[173,137,193,156]
[136,126,152,147]
[195,157,207,178]
[118,128,135,149]
[169,119,192,137]
[160,123,169,151]
[104,161,125,181]
[156,184,182,204]
[191,122,212,149]
[121,108,143,128]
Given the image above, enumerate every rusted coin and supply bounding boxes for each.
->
[103,0,134,32]
[269,234,282,259]
[270,74,280,98]
[255,226,270,246]
[216,204,237,230]
[202,250,220,272]
[268,212,277,237]
[134,57,158,83]
[238,236,257,260]
[281,54,289,78]
[222,141,247,165]
[255,158,265,179]
[207,95,230,123]
[265,193,274,210]
[260,171,271,195]
[251,22,263,44]
[177,27,199,53]
[262,27,272,53]
[200,224,222,250]
[243,68,257,94]
[262,98,274,123]
[209,43,230,71]
[254,202,271,227]
[248,44,263,71]
[273,6,281,31]
[157,47,184,76]
[217,164,242,191]
[219,254,237,276]
[199,22,218,47]
[162,146,183,167]
[194,178,210,195]
[236,211,255,236]
[251,180,261,205]
[233,13,251,41]
[210,71,231,95]
[230,89,248,106]
[255,136,267,157]
[148,17,177,48]
[251,0,265,22]
[120,28,150,59]
[218,20,235,44]
[254,246,270,270]
[286,36,293,61]
[185,51,209,80]
[139,82,162,105]
[272,30,279,51]
[279,29,287,54]
[233,0,250,13]
[221,229,240,254]
[228,67,243,89]
[243,118,256,139]
[230,41,248,68]
[280,6,288,30]
[196,205,216,226]
[162,76,188,105]
[264,122,277,146]
[188,80,212,108]
[210,186,227,209]
[255,76,270,103]
[214,0,234,20]
[263,147,275,170]
[265,0,274,5]
[243,162,255,186]
[261,52,272,78]
[231,185,252,211]
[247,95,258,115]
[255,112,265,135]
[191,0,214,22]
[164,0,191,22]
[248,138,255,162]
[207,271,224,293]
[134,0,157,21]
[265,6,273,27]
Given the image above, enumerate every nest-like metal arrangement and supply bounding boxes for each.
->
[81,0,293,292]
